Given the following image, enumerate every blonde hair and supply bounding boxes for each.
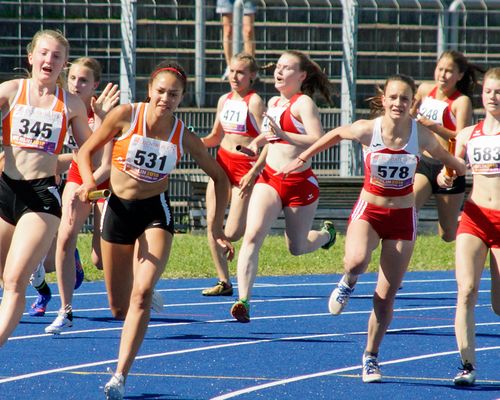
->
[69,57,102,83]
[27,29,70,87]
[484,67,500,82]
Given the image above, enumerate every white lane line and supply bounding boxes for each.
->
[21,288,492,318]
[20,276,493,300]
[9,303,494,342]
[1,322,498,385]
[210,345,500,400]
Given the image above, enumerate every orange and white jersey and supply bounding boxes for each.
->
[112,102,184,183]
[466,120,500,175]
[2,79,68,154]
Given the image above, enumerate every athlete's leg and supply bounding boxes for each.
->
[235,183,282,300]
[365,238,414,354]
[282,200,330,255]
[454,233,487,366]
[0,212,59,345]
[113,228,172,377]
[435,192,464,242]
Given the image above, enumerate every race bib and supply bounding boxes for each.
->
[370,153,418,189]
[467,135,500,175]
[10,104,63,153]
[418,98,447,126]
[124,134,178,182]
[220,99,248,134]
[64,127,78,150]
[262,107,285,142]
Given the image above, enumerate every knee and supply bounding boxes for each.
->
[110,305,127,321]
[440,231,456,243]
[130,286,154,311]
[456,282,478,305]
[287,241,308,256]
[223,25,233,39]
[372,293,395,317]
[343,254,369,276]
[91,253,103,270]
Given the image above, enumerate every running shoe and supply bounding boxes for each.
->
[321,220,337,250]
[453,363,476,386]
[202,281,233,296]
[231,299,250,323]
[151,290,164,313]
[104,369,125,400]
[45,307,73,334]
[29,290,52,317]
[362,354,382,383]
[74,248,84,290]
[328,276,354,315]
[30,262,46,288]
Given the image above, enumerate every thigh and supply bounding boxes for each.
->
[344,219,380,268]
[133,228,173,289]
[0,218,15,279]
[243,183,282,245]
[225,185,251,239]
[101,239,135,309]
[413,173,432,210]
[4,212,60,286]
[490,248,500,313]
[283,200,318,244]
[59,181,92,240]
[377,239,415,298]
[435,192,464,226]
[455,233,487,291]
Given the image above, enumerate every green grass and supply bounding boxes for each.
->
[74,232,456,283]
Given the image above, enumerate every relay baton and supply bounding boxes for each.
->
[236,145,256,157]
[88,189,111,201]
[444,138,456,177]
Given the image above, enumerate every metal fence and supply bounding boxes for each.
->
[0,1,499,225]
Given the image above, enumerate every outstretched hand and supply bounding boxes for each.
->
[92,83,120,119]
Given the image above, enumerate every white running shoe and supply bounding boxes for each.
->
[328,276,354,315]
[45,308,73,334]
[453,363,476,386]
[30,261,46,288]
[104,370,125,400]
[362,354,382,383]
[151,290,164,313]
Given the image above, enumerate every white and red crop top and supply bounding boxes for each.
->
[219,91,259,138]
[418,86,461,131]
[363,117,420,197]
[466,120,500,175]
[2,79,68,155]
[262,93,305,144]
[112,102,184,183]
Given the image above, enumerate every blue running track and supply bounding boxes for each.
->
[0,271,499,399]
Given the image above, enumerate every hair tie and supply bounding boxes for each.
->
[152,67,186,81]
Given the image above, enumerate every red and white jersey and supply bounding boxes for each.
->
[466,120,500,175]
[2,79,68,154]
[219,91,259,138]
[262,93,305,144]
[112,102,184,183]
[418,86,461,131]
[65,108,95,150]
[363,117,420,197]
